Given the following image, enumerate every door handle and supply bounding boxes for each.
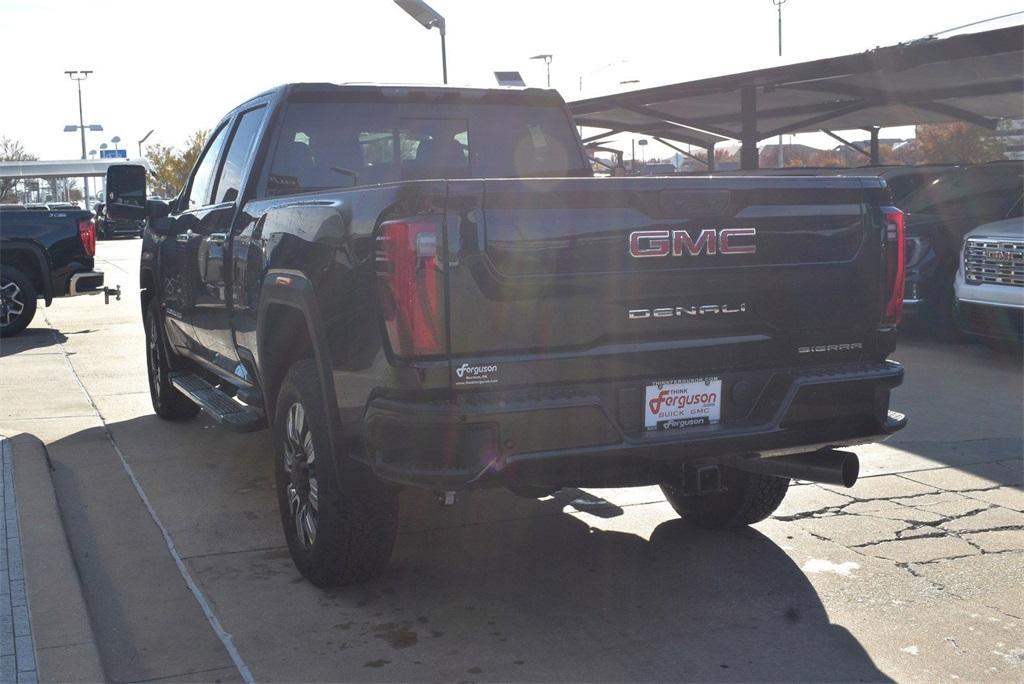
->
[175,231,192,243]
[207,233,228,245]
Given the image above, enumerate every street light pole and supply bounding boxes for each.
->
[394,0,448,84]
[65,70,93,204]
[530,54,553,88]
[440,27,448,84]
[772,1,787,168]
[138,130,154,159]
[773,0,786,57]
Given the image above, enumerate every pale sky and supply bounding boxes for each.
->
[2,0,1022,163]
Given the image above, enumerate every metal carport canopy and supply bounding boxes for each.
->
[0,158,152,181]
[569,25,1024,170]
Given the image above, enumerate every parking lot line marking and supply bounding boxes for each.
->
[50,331,255,684]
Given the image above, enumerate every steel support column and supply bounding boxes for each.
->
[867,126,880,164]
[740,86,759,170]
[706,145,716,172]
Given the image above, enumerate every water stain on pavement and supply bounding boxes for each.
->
[373,621,419,648]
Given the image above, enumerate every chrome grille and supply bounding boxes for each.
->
[964,238,1024,287]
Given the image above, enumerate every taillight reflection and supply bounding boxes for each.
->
[882,207,905,326]
[375,219,445,357]
[78,218,96,258]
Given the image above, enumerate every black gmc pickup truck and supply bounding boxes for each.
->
[0,205,117,336]
[106,83,907,586]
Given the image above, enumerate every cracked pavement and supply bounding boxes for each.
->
[0,238,1022,682]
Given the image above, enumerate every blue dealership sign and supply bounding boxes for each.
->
[100,149,127,159]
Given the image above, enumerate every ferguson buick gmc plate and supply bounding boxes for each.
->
[644,377,722,431]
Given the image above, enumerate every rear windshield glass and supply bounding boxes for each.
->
[902,164,1024,218]
[266,97,589,196]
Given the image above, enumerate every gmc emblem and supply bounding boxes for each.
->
[629,228,757,258]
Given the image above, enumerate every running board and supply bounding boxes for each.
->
[169,372,266,433]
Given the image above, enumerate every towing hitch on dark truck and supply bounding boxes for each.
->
[106,83,906,586]
[0,206,120,337]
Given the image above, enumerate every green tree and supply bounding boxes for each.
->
[914,122,1006,164]
[0,136,39,203]
[146,129,208,197]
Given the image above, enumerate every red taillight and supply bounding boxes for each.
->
[78,218,96,257]
[882,207,905,326]
[375,219,445,357]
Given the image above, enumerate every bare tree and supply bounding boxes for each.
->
[53,177,80,202]
[0,136,38,203]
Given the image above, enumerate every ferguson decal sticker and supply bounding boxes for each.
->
[455,362,499,386]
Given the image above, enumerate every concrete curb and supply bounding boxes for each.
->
[7,434,105,683]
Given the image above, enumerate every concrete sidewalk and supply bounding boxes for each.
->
[0,319,245,682]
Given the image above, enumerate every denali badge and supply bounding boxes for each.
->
[629,228,757,258]
[797,342,863,354]
[629,303,747,319]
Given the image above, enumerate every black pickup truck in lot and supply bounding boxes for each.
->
[94,202,145,239]
[106,83,907,586]
[0,205,118,336]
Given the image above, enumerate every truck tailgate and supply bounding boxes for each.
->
[443,176,888,385]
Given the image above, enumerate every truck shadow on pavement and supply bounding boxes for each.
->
[39,412,893,683]
[360,491,894,682]
[0,328,68,356]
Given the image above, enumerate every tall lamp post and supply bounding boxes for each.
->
[64,70,98,204]
[530,54,553,88]
[99,144,108,200]
[394,0,447,84]
[772,0,787,168]
[138,130,154,159]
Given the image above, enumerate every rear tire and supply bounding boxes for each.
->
[0,267,38,338]
[661,466,789,528]
[144,298,200,420]
[274,359,398,587]
[925,270,965,341]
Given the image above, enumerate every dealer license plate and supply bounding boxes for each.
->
[643,377,722,431]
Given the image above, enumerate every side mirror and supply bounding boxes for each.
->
[105,165,148,220]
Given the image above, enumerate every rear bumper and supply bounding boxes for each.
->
[67,271,105,296]
[360,361,905,489]
[100,220,143,236]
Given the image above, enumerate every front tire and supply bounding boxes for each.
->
[144,298,200,420]
[0,267,38,338]
[274,359,398,587]
[661,466,789,528]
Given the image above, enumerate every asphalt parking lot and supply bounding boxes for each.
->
[1,237,1022,683]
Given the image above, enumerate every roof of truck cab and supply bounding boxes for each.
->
[246,82,563,103]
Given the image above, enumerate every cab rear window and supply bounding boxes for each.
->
[265,98,588,196]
